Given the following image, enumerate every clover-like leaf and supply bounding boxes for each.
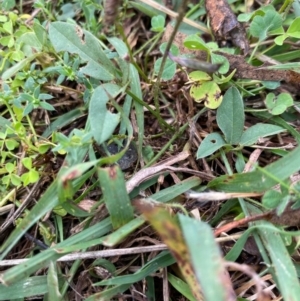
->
[287,17,300,38]
[151,15,165,32]
[211,53,229,74]
[183,34,209,52]
[188,71,211,81]
[154,58,176,81]
[190,81,222,109]
[265,92,293,115]
[250,10,282,41]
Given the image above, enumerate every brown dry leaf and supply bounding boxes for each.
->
[205,0,249,54]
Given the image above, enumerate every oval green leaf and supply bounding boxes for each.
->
[240,123,285,146]
[196,133,226,159]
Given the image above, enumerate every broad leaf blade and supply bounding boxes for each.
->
[217,86,244,145]
[89,84,121,145]
[240,123,285,146]
[196,132,226,159]
[49,22,116,80]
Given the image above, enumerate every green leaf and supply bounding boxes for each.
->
[269,104,286,115]
[262,189,282,209]
[107,37,128,57]
[287,17,300,38]
[22,157,32,169]
[98,166,134,229]
[129,64,143,156]
[179,215,228,301]
[103,217,145,247]
[168,273,197,301]
[189,71,211,81]
[129,0,164,17]
[4,139,19,150]
[17,32,42,51]
[159,42,179,55]
[133,201,203,300]
[265,92,294,115]
[252,111,300,143]
[47,262,62,301]
[3,20,13,34]
[154,57,176,80]
[151,176,201,203]
[0,218,112,285]
[196,133,226,159]
[208,145,300,192]
[249,10,282,41]
[216,87,244,145]
[258,221,300,300]
[89,84,121,145]
[5,162,15,173]
[1,53,39,80]
[0,276,48,299]
[97,251,175,285]
[151,15,165,32]
[40,101,55,111]
[28,169,39,183]
[183,34,209,52]
[190,81,222,109]
[211,53,229,74]
[49,22,116,81]
[274,34,288,45]
[239,123,285,146]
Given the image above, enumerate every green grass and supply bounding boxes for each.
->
[1,0,300,300]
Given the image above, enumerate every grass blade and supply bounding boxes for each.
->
[0,218,112,285]
[179,215,231,301]
[258,221,300,300]
[0,276,48,299]
[98,166,134,229]
[135,200,203,300]
[208,145,300,192]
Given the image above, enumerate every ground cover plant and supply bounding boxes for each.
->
[1,0,300,300]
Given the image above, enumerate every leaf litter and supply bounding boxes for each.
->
[1,0,300,300]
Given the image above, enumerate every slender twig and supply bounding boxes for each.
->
[138,0,209,33]
[224,261,269,300]
[0,235,242,266]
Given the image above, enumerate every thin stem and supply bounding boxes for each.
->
[145,107,207,166]
[152,0,190,115]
